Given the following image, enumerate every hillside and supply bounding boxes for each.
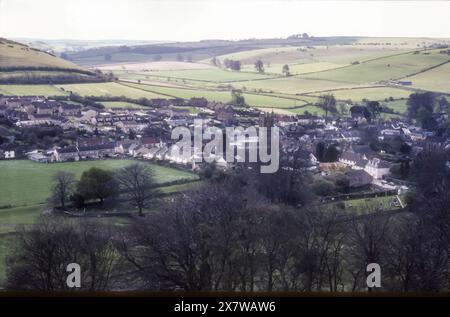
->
[65,37,366,67]
[1,36,450,114]
[0,38,80,69]
[0,38,111,85]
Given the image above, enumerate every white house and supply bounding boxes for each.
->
[4,150,15,159]
[364,158,391,179]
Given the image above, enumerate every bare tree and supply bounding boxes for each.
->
[6,217,123,291]
[51,171,75,208]
[116,163,157,216]
[346,209,391,291]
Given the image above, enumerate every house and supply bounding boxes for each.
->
[133,145,151,158]
[6,109,29,121]
[28,152,50,163]
[364,158,391,179]
[33,102,56,115]
[3,150,15,159]
[339,151,365,168]
[215,107,235,123]
[345,169,373,188]
[78,143,115,159]
[115,140,139,155]
[290,149,318,168]
[155,146,169,160]
[0,143,16,159]
[189,97,208,107]
[297,114,325,125]
[81,109,98,124]
[341,130,363,142]
[166,144,191,164]
[59,104,82,116]
[143,146,163,160]
[55,147,79,162]
[352,145,377,159]
[379,129,402,141]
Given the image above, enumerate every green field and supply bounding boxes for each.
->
[314,87,412,102]
[141,68,277,82]
[123,82,310,108]
[0,159,199,281]
[328,195,402,214]
[56,82,167,98]
[408,61,450,93]
[214,45,407,65]
[0,84,67,96]
[383,99,409,113]
[0,39,80,69]
[242,62,346,75]
[300,50,449,84]
[0,159,198,208]
[230,76,356,95]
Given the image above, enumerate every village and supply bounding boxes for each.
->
[1,93,448,206]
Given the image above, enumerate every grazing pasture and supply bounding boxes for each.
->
[0,159,198,208]
[314,87,411,101]
[0,39,80,69]
[56,82,167,98]
[382,99,409,113]
[124,82,311,108]
[0,84,67,96]
[98,61,215,71]
[408,61,450,93]
[301,50,449,83]
[243,62,346,75]
[143,68,277,82]
[215,45,409,66]
[230,76,357,95]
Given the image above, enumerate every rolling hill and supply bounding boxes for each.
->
[0,38,81,69]
[0,38,110,84]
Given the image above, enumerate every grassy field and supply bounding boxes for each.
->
[300,50,449,84]
[56,82,168,98]
[314,87,412,101]
[0,39,80,69]
[0,84,67,96]
[123,82,311,108]
[258,105,326,115]
[0,159,198,208]
[242,62,346,75]
[214,45,408,65]
[408,61,450,93]
[383,99,409,113]
[327,195,402,214]
[142,68,277,82]
[99,61,214,71]
[230,76,357,95]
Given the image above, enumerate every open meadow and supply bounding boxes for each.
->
[299,50,449,83]
[408,61,450,93]
[0,159,198,209]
